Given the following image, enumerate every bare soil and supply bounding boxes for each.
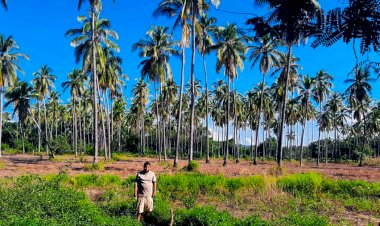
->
[0,154,379,182]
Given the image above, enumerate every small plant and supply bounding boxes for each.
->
[186,161,199,172]
[267,165,287,177]
[112,153,129,161]
[0,160,5,170]
[84,162,104,171]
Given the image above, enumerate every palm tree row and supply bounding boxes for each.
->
[2,0,380,168]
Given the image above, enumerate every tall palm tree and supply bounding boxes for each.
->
[312,70,333,166]
[285,98,299,161]
[197,13,217,163]
[132,26,179,161]
[213,24,249,166]
[345,67,374,164]
[297,75,315,166]
[66,8,119,164]
[132,78,149,154]
[248,0,323,166]
[0,35,29,157]
[249,35,281,165]
[155,0,219,166]
[325,92,345,161]
[62,69,87,156]
[113,97,126,153]
[154,0,191,167]
[4,81,35,154]
[32,65,56,155]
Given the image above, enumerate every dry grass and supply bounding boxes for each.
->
[363,157,380,167]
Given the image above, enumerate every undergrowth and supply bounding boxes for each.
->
[0,172,379,225]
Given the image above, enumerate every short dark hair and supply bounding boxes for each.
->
[144,162,151,167]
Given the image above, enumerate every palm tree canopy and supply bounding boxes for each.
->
[132,26,180,83]
[249,35,282,75]
[66,11,119,72]
[32,65,56,99]
[213,24,250,79]
[0,35,30,88]
[4,81,35,124]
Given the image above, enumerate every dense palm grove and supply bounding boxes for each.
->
[1,0,380,168]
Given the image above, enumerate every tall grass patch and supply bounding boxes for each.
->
[277,172,323,196]
[70,174,121,187]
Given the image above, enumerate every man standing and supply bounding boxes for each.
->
[134,161,157,221]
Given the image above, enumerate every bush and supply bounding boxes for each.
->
[186,161,199,172]
[84,163,105,171]
[49,135,71,155]
[1,143,9,150]
[13,139,35,153]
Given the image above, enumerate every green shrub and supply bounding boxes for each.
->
[48,135,72,155]
[322,179,380,198]
[1,143,9,150]
[187,161,199,172]
[13,139,35,153]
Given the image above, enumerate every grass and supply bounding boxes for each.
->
[0,160,5,170]
[84,162,105,171]
[0,172,379,225]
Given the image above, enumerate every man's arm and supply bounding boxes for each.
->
[152,181,156,197]
[134,182,138,197]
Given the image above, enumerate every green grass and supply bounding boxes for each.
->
[0,172,379,225]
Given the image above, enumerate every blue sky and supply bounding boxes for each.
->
[1,0,379,144]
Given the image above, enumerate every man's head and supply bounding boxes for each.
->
[143,162,151,173]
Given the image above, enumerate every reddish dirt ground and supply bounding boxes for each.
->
[0,154,379,181]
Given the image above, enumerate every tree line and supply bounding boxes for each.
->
[0,0,380,167]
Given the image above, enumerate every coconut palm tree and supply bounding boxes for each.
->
[154,0,190,167]
[132,26,179,161]
[297,75,316,166]
[62,69,87,156]
[0,35,29,157]
[213,24,249,166]
[249,35,281,165]
[197,13,217,163]
[66,8,119,163]
[1,0,7,10]
[248,0,323,166]
[285,98,299,161]
[132,78,149,154]
[113,96,126,153]
[4,81,35,154]
[32,65,56,155]
[325,92,346,161]
[345,67,374,165]
[312,70,333,166]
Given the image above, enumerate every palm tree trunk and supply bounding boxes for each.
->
[0,91,3,157]
[99,93,107,159]
[154,81,161,161]
[118,120,121,152]
[83,112,86,156]
[44,98,49,155]
[300,121,306,166]
[174,39,185,167]
[203,56,210,163]
[254,75,266,164]
[105,92,111,158]
[189,9,197,165]
[276,45,293,167]
[91,7,99,165]
[224,77,230,166]
[317,103,322,166]
[38,101,41,153]
[73,99,77,156]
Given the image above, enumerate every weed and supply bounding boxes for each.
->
[84,162,104,171]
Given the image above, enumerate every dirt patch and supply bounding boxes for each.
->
[0,154,380,182]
